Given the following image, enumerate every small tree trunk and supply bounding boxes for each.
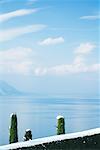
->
[57,115,65,135]
[23,129,32,141]
[9,113,18,144]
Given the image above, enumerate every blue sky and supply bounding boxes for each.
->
[0,0,99,98]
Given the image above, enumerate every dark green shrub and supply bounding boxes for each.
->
[57,115,65,135]
[23,129,32,141]
[9,113,18,144]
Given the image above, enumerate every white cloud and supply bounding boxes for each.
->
[33,45,99,76]
[34,62,100,76]
[38,37,64,46]
[0,47,32,61]
[49,64,87,75]
[75,43,96,55]
[34,68,47,76]
[0,43,99,76]
[80,15,100,20]
[0,9,38,23]
[0,47,34,75]
[73,56,84,64]
[0,24,46,42]
[88,64,100,72]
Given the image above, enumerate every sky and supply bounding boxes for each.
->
[0,0,100,98]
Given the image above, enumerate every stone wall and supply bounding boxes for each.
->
[14,134,100,150]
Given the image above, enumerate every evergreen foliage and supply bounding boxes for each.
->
[57,116,65,135]
[23,129,32,141]
[9,113,18,144]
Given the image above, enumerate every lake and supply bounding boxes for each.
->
[0,97,100,145]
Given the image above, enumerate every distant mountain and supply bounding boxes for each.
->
[0,80,22,96]
[0,80,49,97]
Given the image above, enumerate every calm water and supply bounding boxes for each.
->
[0,97,100,145]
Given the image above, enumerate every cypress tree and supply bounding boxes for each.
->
[9,113,18,144]
[57,115,65,135]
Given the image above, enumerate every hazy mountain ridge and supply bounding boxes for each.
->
[0,80,22,96]
[0,80,47,97]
